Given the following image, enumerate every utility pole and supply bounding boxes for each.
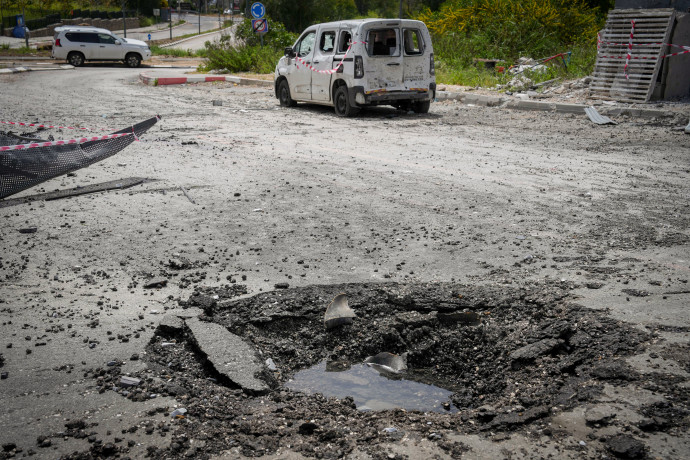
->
[22,2,28,49]
[198,0,201,35]
[122,0,127,38]
[399,0,403,19]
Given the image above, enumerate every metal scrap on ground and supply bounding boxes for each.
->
[0,116,159,200]
[324,293,356,329]
[585,107,618,125]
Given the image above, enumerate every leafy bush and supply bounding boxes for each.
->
[200,18,297,74]
[201,38,284,74]
[234,18,297,49]
[416,0,603,86]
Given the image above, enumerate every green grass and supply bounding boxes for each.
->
[150,45,206,58]
[435,43,597,88]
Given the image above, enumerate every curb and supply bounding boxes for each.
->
[139,72,272,88]
[436,90,679,119]
[0,64,73,74]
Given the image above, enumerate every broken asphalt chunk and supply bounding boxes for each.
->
[437,311,480,326]
[510,338,563,366]
[119,376,141,387]
[185,317,269,394]
[158,314,184,333]
[144,278,168,289]
[324,294,356,330]
[364,352,407,375]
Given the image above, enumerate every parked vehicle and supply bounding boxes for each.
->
[274,19,436,117]
[52,26,151,68]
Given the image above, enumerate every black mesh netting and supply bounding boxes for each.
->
[0,116,159,200]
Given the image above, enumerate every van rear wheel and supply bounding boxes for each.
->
[334,86,359,117]
[413,100,431,114]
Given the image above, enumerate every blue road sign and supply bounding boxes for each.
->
[252,18,269,34]
[251,2,265,19]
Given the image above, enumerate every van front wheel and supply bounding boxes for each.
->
[334,86,359,117]
[413,100,431,114]
[278,80,297,107]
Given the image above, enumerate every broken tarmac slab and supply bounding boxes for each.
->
[185,317,270,394]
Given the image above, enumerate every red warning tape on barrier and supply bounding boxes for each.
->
[624,20,635,80]
[0,133,133,152]
[295,41,367,74]
[0,120,91,131]
[597,21,690,66]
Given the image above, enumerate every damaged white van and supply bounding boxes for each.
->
[274,19,436,117]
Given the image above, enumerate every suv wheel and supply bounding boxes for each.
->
[334,85,359,117]
[278,80,297,107]
[413,100,431,114]
[125,53,141,68]
[67,52,85,67]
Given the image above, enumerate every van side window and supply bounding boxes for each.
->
[296,31,316,57]
[337,31,352,53]
[319,31,336,53]
[403,29,423,55]
[368,29,398,56]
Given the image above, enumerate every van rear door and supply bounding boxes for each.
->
[362,22,404,94]
[402,27,431,91]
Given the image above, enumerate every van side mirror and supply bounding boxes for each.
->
[115,40,121,45]
[284,47,296,58]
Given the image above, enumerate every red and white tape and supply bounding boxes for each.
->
[624,20,635,80]
[1,120,91,131]
[598,21,690,68]
[295,41,367,74]
[0,133,133,152]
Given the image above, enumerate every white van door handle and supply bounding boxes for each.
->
[387,62,400,66]
[313,60,320,64]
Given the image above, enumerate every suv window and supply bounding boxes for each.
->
[296,31,316,57]
[403,29,423,55]
[98,33,117,44]
[65,32,98,43]
[319,31,336,53]
[337,31,352,53]
[368,28,399,56]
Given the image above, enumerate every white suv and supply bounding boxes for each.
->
[275,18,436,116]
[52,26,151,68]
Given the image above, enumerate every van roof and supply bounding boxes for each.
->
[54,26,113,34]
[307,18,427,32]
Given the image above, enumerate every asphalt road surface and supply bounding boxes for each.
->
[0,67,689,459]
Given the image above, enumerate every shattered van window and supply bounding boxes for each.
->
[337,31,352,53]
[297,31,316,57]
[368,29,399,56]
[320,31,336,53]
[404,29,423,55]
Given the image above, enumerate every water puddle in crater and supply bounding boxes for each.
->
[285,360,457,413]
